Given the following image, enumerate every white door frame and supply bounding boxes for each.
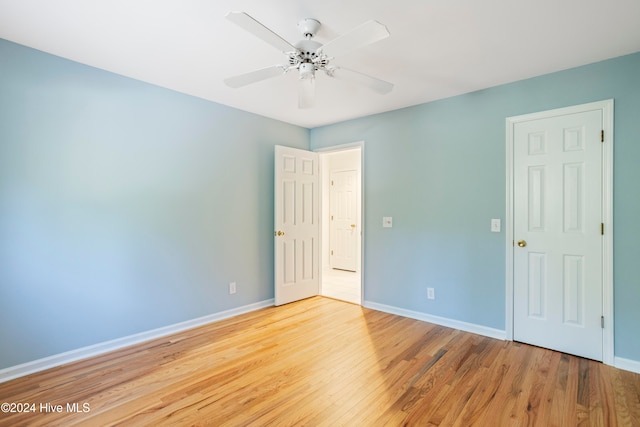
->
[505,100,614,365]
[315,141,364,305]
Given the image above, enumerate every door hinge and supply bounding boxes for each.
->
[331,250,333,256]
[601,223,604,235]
[601,316,604,328]
[331,180,334,186]
[601,130,604,142]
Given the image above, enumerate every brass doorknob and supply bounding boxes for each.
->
[351,224,356,228]
[517,240,527,247]
[275,230,285,236]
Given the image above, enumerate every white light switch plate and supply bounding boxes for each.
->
[491,218,501,232]
[383,217,393,228]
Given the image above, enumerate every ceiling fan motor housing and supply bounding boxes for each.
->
[292,39,326,79]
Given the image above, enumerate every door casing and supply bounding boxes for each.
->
[505,100,614,365]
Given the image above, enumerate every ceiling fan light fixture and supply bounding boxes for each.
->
[299,62,315,79]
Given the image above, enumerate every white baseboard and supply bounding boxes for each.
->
[614,356,640,374]
[363,300,506,340]
[5,298,637,383]
[0,299,274,384]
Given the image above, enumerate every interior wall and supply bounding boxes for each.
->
[309,52,640,364]
[0,39,309,370]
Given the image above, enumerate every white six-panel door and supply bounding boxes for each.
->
[512,108,603,361]
[274,145,319,306]
[330,169,358,272]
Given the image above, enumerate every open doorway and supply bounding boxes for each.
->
[318,144,363,305]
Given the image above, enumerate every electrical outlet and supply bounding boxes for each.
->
[229,282,236,295]
[427,287,435,300]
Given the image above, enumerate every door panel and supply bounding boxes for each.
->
[513,109,603,361]
[527,252,546,318]
[274,146,319,306]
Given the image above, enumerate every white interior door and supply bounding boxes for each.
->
[274,145,319,306]
[330,169,358,271]
[513,109,603,360]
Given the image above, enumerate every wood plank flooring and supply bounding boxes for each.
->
[1,297,639,426]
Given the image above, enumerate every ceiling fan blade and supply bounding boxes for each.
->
[224,66,285,88]
[226,12,296,53]
[330,67,394,94]
[318,20,389,58]
[298,78,315,109]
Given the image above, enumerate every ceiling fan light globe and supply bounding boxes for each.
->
[299,62,315,79]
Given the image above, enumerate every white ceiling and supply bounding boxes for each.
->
[1,0,639,128]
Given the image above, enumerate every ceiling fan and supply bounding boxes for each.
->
[224,12,394,108]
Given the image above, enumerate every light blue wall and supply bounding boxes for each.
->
[310,52,640,362]
[0,39,308,369]
[2,35,639,370]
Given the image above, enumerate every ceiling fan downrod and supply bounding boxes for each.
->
[294,19,322,80]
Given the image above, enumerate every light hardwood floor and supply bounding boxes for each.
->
[1,297,639,426]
